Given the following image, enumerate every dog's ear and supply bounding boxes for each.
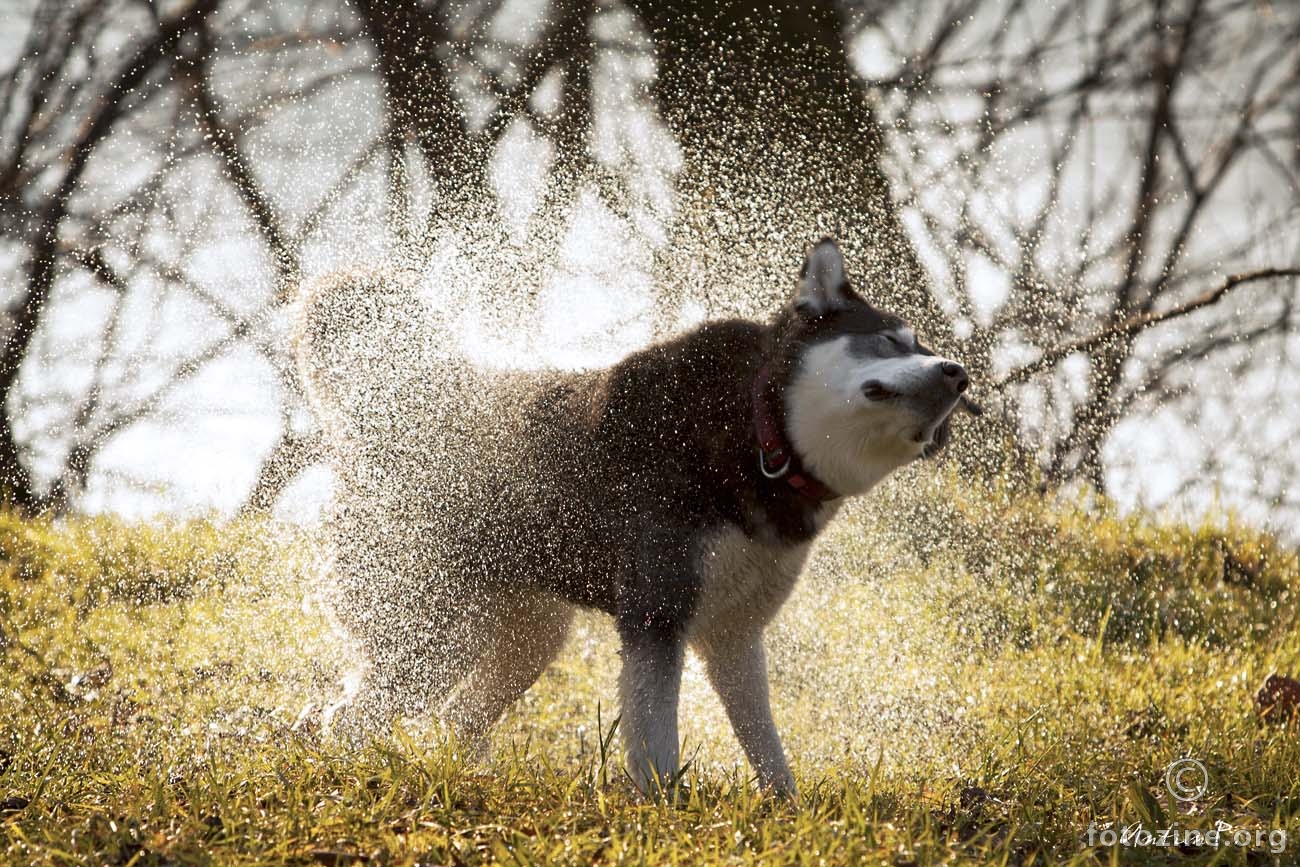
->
[794,237,859,316]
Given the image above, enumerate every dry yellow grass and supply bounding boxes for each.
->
[2,476,1298,864]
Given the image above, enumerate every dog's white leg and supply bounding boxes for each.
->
[618,631,685,796]
[697,633,795,796]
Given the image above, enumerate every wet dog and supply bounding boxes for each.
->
[296,238,974,796]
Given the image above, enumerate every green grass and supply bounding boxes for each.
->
[2,473,1298,865]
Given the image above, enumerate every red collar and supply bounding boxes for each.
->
[751,364,838,504]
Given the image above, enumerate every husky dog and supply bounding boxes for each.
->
[296,238,974,796]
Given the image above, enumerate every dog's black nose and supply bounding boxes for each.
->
[940,361,969,394]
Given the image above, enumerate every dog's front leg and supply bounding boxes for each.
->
[698,633,795,796]
[618,625,686,796]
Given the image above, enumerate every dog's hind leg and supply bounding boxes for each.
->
[328,589,500,743]
[323,501,486,741]
[326,591,462,742]
[440,591,574,747]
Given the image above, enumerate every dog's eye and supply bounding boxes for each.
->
[885,334,906,349]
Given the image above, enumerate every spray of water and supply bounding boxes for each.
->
[13,2,1294,806]
[274,116,1006,784]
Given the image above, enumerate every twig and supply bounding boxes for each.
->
[181,24,300,297]
[996,268,1300,387]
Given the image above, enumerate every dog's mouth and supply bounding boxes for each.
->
[859,380,983,446]
[909,394,982,445]
[911,413,950,445]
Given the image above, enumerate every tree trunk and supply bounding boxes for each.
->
[627,0,952,346]
[0,414,36,511]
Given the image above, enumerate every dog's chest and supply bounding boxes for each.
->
[689,526,811,640]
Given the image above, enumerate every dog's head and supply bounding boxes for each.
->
[770,238,977,496]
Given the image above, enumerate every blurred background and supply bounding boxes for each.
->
[1,0,1297,535]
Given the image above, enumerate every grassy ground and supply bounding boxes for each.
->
[2,473,1298,865]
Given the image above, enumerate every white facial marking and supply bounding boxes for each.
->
[785,336,947,496]
[855,354,939,398]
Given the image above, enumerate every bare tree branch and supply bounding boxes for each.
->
[181,24,300,297]
[997,268,1300,388]
[0,0,220,510]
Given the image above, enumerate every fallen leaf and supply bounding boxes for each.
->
[1255,674,1300,721]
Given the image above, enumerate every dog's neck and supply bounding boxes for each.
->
[751,364,838,504]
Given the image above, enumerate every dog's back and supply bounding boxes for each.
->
[296,273,625,678]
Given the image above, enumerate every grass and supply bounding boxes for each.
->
[1,471,1298,865]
